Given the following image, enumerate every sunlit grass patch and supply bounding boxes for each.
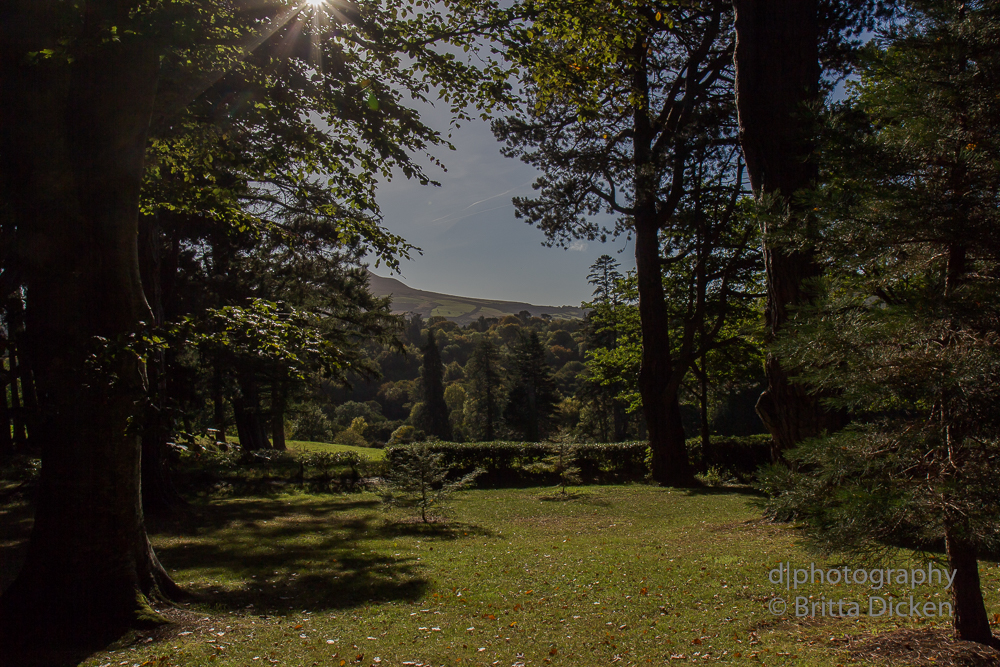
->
[72,486,1000,666]
[287,440,385,460]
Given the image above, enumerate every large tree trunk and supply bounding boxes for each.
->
[138,215,187,514]
[0,340,12,457]
[5,296,34,452]
[270,381,287,451]
[635,219,694,486]
[733,0,845,456]
[944,522,996,646]
[0,4,181,648]
[234,370,272,450]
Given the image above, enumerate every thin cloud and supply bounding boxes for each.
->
[431,179,533,225]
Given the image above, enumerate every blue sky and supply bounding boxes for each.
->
[371,112,637,308]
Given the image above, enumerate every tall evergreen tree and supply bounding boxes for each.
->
[504,331,560,442]
[586,255,624,305]
[732,0,899,454]
[464,338,505,441]
[762,1,1000,646]
[416,329,452,441]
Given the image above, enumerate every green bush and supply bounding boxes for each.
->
[384,441,649,486]
[334,428,368,448]
[383,436,772,488]
[387,425,416,445]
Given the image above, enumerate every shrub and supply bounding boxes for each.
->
[334,428,368,448]
[687,434,773,481]
[385,441,648,486]
[525,439,581,495]
[378,444,482,523]
[290,404,334,443]
[388,425,416,445]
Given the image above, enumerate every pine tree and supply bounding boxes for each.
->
[464,338,505,441]
[416,330,452,441]
[586,255,623,305]
[379,444,481,523]
[762,1,1000,646]
[504,332,560,442]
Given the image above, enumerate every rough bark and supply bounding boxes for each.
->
[733,0,845,456]
[944,522,996,646]
[234,370,272,450]
[212,363,228,440]
[138,215,187,514]
[635,218,694,486]
[0,341,12,457]
[631,29,695,486]
[0,3,181,647]
[271,381,287,451]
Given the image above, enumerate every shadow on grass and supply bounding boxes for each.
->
[537,491,612,505]
[375,520,495,540]
[0,499,33,592]
[149,495,491,615]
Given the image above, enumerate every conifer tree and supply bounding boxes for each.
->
[416,330,452,441]
[762,1,1000,646]
[504,331,560,442]
[464,338,505,441]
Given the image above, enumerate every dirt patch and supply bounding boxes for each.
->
[849,627,1000,666]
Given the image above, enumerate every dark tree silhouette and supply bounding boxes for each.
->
[465,338,505,441]
[416,330,452,440]
[504,332,560,442]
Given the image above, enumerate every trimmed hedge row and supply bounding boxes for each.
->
[384,441,647,486]
[385,435,773,487]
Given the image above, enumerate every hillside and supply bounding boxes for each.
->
[367,272,587,324]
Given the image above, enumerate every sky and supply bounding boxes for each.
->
[369,111,636,308]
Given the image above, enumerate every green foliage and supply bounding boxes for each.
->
[503,331,560,442]
[525,439,581,496]
[181,298,342,381]
[582,271,642,414]
[348,417,370,439]
[414,330,452,440]
[384,441,650,486]
[289,405,335,443]
[334,428,368,449]
[387,424,416,445]
[171,446,377,495]
[463,338,505,441]
[378,444,482,523]
[334,401,385,428]
[761,1,1000,568]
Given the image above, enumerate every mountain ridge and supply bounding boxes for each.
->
[366,272,587,324]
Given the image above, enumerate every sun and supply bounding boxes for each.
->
[305,0,325,6]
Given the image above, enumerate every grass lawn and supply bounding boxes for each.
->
[286,440,386,461]
[221,437,386,461]
[62,485,1000,667]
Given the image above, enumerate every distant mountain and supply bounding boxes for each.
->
[367,272,587,324]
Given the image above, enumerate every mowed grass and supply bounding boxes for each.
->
[68,486,1000,667]
[286,440,386,461]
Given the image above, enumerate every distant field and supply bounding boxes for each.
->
[225,436,385,460]
[286,439,385,460]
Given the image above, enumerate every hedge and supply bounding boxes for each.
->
[384,441,649,486]
[384,435,774,487]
